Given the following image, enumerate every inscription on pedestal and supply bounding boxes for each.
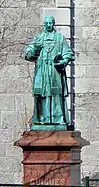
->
[32,178,66,185]
[15,131,89,186]
[24,165,70,185]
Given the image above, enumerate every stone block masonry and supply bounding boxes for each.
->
[40,8,70,25]
[56,0,70,7]
[75,0,99,180]
[0,0,55,183]
[0,0,99,184]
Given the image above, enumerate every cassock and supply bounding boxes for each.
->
[25,29,75,127]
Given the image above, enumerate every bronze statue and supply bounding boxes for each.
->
[25,16,75,130]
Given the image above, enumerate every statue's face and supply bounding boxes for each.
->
[44,17,54,32]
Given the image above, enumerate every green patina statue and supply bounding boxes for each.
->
[25,16,75,130]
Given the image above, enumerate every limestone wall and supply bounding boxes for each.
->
[75,0,99,179]
[0,0,55,183]
[0,0,99,184]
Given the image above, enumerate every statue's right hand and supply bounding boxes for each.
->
[25,51,32,60]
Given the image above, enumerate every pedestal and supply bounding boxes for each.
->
[15,131,89,186]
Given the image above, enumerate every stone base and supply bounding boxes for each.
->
[31,123,67,130]
[15,131,89,186]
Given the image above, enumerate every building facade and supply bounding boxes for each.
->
[0,0,99,183]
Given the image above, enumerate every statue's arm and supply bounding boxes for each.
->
[54,37,75,66]
[62,39,75,64]
[25,40,36,61]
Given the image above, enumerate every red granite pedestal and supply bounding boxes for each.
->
[15,131,89,186]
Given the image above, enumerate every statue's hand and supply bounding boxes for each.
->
[25,51,33,61]
[55,60,65,65]
[58,59,69,65]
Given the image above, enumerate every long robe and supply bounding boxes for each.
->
[25,29,75,125]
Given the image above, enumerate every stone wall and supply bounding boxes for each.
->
[0,0,99,184]
[0,0,55,183]
[75,0,99,179]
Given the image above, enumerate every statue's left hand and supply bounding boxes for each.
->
[54,60,67,66]
[58,59,69,65]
